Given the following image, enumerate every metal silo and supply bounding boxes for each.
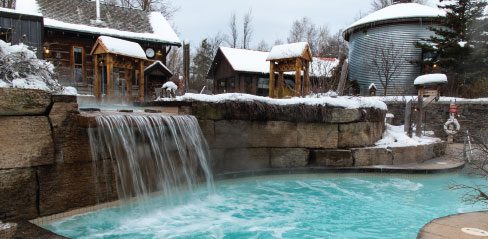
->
[344,3,445,96]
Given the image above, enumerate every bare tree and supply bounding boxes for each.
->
[242,9,253,49]
[255,40,270,51]
[1,0,15,8]
[226,12,239,48]
[369,42,406,95]
[371,0,427,11]
[287,17,331,56]
[310,59,340,93]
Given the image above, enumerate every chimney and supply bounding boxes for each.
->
[95,0,101,22]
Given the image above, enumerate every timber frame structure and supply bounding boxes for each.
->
[90,38,147,102]
[267,45,312,98]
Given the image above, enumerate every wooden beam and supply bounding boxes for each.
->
[125,68,131,101]
[278,71,284,98]
[416,87,424,137]
[139,61,145,101]
[295,59,302,97]
[269,62,275,98]
[93,54,101,100]
[106,54,113,98]
[304,61,310,96]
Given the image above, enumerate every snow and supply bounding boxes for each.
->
[414,73,448,86]
[62,86,78,95]
[149,12,181,45]
[310,58,339,77]
[375,124,441,147]
[157,93,388,110]
[219,47,270,73]
[8,0,42,16]
[97,36,147,60]
[369,83,377,90]
[0,40,61,92]
[347,3,446,30]
[43,18,180,46]
[267,42,310,61]
[458,41,467,47]
[145,61,173,75]
[162,81,177,91]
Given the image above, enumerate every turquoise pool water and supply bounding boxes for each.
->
[44,173,486,239]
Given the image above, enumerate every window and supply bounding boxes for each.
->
[257,78,269,96]
[72,46,84,82]
[0,28,12,43]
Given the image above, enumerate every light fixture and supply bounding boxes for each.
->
[44,47,50,54]
[433,64,437,68]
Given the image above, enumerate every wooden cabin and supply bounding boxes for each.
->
[1,0,180,100]
[208,47,339,96]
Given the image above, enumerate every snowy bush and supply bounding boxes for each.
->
[0,40,62,92]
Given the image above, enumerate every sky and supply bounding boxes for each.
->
[172,0,438,48]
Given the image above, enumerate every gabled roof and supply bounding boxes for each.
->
[145,60,173,77]
[266,42,312,61]
[220,47,270,73]
[311,57,340,77]
[91,36,147,60]
[13,0,180,45]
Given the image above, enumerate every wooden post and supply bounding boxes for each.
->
[269,62,275,98]
[416,87,424,137]
[404,100,413,137]
[278,71,284,98]
[106,54,113,99]
[138,61,145,101]
[125,68,132,101]
[93,54,101,100]
[295,59,302,97]
[337,60,348,96]
[304,61,310,96]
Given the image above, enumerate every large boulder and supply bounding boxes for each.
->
[0,116,54,169]
[297,123,338,149]
[0,88,52,116]
[312,149,353,167]
[0,168,38,221]
[270,148,309,168]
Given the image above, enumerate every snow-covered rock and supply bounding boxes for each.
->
[158,93,387,110]
[62,86,78,95]
[162,81,178,91]
[414,73,448,86]
[375,124,441,147]
[0,40,61,92]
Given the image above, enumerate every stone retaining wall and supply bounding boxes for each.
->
[0,88,117,222]
[386,101,488,143]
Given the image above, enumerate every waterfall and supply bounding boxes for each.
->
[88,113,214,202]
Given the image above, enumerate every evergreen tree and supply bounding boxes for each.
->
[190,39,214,92]
[417,0,487,96]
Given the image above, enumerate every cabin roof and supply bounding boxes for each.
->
[311,58,340,78]
[266,42,312,61]
[145,60,173,77]
[91,36,148,60]
[12,0,180,46]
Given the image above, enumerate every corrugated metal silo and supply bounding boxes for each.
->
[344,3,445,95]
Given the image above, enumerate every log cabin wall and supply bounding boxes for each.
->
[43,30,169,96]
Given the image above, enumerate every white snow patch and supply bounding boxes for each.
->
[62,86,78,95]
[162,81,177,91]
[12,76,49,90]
[414,73,448,86]
[386,113,394,118]
[157,93,387,110]
[375,124,441,147]
[267,42,309,61]
[0,80,9,88]
[148,12,181,44]
[97,36,147,59]
[219,47,270,73]
[458,41,467,47]
[347,3,446,30]
[44,18,179,45]
[369,83,377,90]
[12,0,41,16]
[145,61,172,75]
[310,57,339,77]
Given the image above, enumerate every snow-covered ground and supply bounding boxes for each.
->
[375,124,441,147]
[157,92,388,110]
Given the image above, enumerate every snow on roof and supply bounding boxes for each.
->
[157,93,388,110]
[414,73,447,86]
[43,17,180,45]
[369,83,377,90]
[347,3,446,31]
[12,0,42,16]
[310,57,339,77]
[148,12,180,44]
[267,42,310,61]
[220,47,270,73]
[145,60,173,75]
[96,36,147,59]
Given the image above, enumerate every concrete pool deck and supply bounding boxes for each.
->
[418,211,488,239]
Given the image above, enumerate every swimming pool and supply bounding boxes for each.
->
[43,173,485,238]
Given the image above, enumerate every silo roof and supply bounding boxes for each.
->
[346,3,445,33]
